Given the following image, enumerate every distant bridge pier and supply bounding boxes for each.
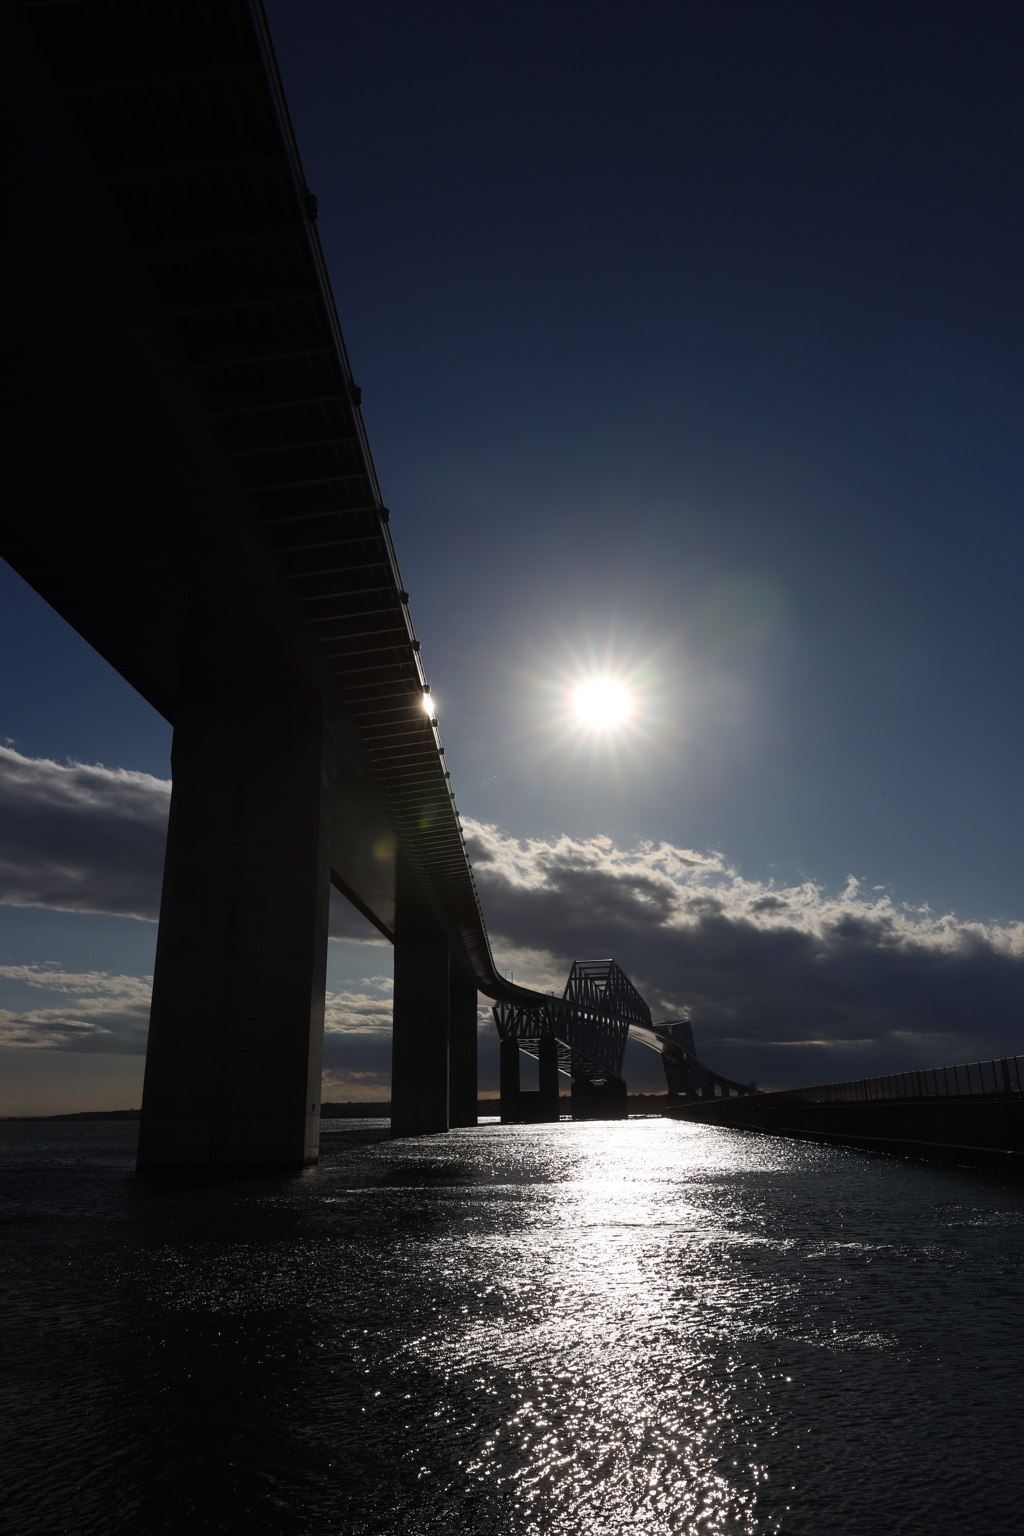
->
[137,698,335,1172]
[500,1036,521,1123]
[498,1037,561,1123]
[538,1037,561,1121]
[571,1077,628,1121]
[391,857,451,1135]
[448,967,479,1128]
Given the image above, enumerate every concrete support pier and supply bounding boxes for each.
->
[572,1077,628,1120]
[137,697,335,1172]
[447,967,479,1127]
[391,857,450,1136]
[538,1036,561,1122]
[500,1037,521,1123]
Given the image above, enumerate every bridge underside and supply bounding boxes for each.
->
[3,0,541,1168]
[3,4,754,1167]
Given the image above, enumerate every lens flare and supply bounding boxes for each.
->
[572,677,633,729]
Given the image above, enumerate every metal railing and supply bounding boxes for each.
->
[768,1055,1024,1105]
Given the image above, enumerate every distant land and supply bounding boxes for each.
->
[3,1108,144,1122]
[5,1094,673,1122]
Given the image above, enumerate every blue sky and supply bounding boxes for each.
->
[3,0,1024,1109]
[261,0,1024,917]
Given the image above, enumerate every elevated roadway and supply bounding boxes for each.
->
[2,0,550,1166]
[3,1,753,1167]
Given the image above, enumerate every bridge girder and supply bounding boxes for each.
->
[3,3,755,1162]
[2,0,563,1164]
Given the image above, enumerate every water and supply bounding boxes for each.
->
[1,1117,1022,1536]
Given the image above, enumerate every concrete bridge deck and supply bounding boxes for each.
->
[6,0,750,1166]
[2,0,552,1165]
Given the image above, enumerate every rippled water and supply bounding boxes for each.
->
[1,1117,1022,1535]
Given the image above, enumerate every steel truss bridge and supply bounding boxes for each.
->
[494,960,756,1121]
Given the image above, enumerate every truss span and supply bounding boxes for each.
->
[494,959,757,1098]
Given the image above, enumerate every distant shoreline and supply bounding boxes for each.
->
[3,1109,144,1122]
[5,1094,672,1123]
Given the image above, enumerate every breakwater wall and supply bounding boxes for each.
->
[667,1093,1024,1170]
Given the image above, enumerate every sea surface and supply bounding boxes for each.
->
[1,1116,1022,1535]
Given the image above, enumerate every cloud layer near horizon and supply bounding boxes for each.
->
[0,963,153,1053]
[3,748,1024,1080]
[0,746,381,938]
[0,747,170,920]
[465,819,1024,1076]
[0,960,395,1059]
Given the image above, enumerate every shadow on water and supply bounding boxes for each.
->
[2,1118,1023,1535]
[317,1119,393,1151]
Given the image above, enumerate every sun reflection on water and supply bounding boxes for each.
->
[3,1116,1022,1534]
[397,1122,779,1533]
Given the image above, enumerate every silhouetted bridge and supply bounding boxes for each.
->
[2,0,755,1169]
[495,960,754,1121]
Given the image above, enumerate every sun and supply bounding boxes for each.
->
[571,677,633,729]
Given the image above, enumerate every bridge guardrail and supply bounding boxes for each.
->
[765,1055,1024,1105]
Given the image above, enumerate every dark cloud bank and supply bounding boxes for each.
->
[2,749,1023,1084]
[0,747,380,1059]
[0,747,170,920]
[465,821,1024,1084]
[0,746,378,939]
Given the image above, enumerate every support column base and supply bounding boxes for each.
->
[571,1077,628,1120]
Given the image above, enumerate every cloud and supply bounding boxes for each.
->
[465,819,1024,1081]
[5,747,1024,1083]
[0,746,170,920]
[321,977,394,1098]
[0,963,152,1053]
[0,747,382,939]
[0,959,399,1056]
[324,978,393,1035]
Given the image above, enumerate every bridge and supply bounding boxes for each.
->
[495,960,755,1121]
[2,0,749,1167]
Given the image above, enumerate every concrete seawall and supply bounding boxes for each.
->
[666,1095,1024,1170]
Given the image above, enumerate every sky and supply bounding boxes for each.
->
[3,0,1024,1110]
